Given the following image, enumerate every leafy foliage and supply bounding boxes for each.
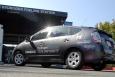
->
[96,19,115,40]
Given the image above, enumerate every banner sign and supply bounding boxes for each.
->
[0,5,56,15]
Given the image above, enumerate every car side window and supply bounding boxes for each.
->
[50,27,69,37]
[69,28,81,35]
[31,32,48,41]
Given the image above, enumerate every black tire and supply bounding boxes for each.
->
[41,63,51,68]
[13,51,26,66]
[91,62,106,71]
[66,49,83,70]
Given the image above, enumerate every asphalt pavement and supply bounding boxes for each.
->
[0,64,114,77]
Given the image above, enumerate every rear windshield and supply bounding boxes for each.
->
[98,30,112,38]
[98,30,115,48]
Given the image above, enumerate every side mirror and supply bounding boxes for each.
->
[25,36,31,42]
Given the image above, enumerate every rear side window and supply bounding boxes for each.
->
[49,27,81,37]
[69,28,81,35]
[50,27,69,37]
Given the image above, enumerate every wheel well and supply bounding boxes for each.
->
[13,50,24,56]
[64,47,84,62]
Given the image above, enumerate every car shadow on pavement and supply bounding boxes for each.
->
[27,64,115,72]
[1,64,115,72]
[26,64,66,69]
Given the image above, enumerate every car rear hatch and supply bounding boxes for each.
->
[97,30,115,61]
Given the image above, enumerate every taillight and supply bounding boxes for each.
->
[91,32,101,43]
[114,45,115,49]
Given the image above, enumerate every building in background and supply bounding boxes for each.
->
[64,21,73,26]
[0,4,68,63]
[0,4,67,44]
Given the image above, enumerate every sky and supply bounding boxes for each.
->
[0,0,115,27]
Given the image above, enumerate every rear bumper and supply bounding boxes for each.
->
[84,53,115,64]
[103,54,115,63]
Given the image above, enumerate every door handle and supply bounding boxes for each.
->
[64,39,69,42]
[39,42,44,46]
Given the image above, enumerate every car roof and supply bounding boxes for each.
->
[47,26,112,37]
[47,25,96,29]
[46,25,96,32]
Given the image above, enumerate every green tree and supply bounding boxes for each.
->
[96,20,115,40]
[111,19,115,40]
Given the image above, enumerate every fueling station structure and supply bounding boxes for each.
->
[0,4,67,63]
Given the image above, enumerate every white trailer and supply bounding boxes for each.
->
[0,24,3,63]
